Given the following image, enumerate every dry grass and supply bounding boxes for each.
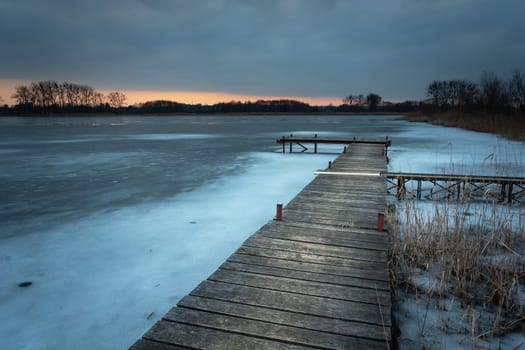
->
[403,111,525,141]
[388,198,525,346]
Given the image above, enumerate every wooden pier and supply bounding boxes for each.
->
[131,143,391,350]
[276,135,391,154]
[384,172,525,204]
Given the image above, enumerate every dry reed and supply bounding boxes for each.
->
[403,111,525,141]
[389,198,525,346]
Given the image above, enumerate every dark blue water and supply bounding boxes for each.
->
[0,115,407,238]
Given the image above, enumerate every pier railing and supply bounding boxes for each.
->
[276,134,391,154]
[383,172,525,204]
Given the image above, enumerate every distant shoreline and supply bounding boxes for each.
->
[4,110,523,142]
[0,111,404,117]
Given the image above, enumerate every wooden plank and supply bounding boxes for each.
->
[256,228,387,252]
[209,268,390,306]
[221,259,391,291]
[129,339,191,350]
[288,197,386,208]
[165,307,388,350]
[259,222,389,247]
[282,208,383,221]
[285,202,386,215]
[296,190,387,202]
[279,214,380,228]
[268,220,389,238]
[177,295,390,341]
[235,245,388,272]
[144,321,313,350]
[285,199,385,208]
[278,214,378,230]
[190,280,391,326]
[243,235,387,263]
[228,252,389,283]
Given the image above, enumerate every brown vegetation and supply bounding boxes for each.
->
[403,111,525,141]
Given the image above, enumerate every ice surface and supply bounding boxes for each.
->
[389,122,525,176]
[0,150,332,349]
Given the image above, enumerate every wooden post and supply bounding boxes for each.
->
[397,177,406,200]
[500,183,507,202]
[282,136,285,153]
[377,213,385,232]
[507,183,513,204]
[314,134,317,153]
[275,203,283,221]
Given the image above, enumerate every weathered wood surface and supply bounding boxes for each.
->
[131,143,391,350]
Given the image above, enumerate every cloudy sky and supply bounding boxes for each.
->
[1,0,524,105]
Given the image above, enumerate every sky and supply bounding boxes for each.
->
[0,0,524,106]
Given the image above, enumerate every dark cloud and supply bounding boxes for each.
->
[1,0,524,100]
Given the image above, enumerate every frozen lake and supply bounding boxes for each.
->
[0,115,523,349]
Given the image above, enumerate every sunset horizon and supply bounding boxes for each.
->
[0,79,344,107]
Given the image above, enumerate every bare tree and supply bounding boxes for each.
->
[508,69,525,110]
[428,79,479,111]
[366,93,382,111]
[12,85,34,105]
[106,91,127,108]
[480,71,508,111]
[427,81,450,107]
[456,80,479,109]
[342,94,355,105]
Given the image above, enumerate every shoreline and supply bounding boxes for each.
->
[4,110,524,142]
[0,111,402,117]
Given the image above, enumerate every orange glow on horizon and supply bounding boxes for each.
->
[110,90,342,107]
[0,79,342,106]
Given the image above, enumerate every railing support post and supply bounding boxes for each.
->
[377,213,385,232]
[275,203,283,221]
[507,183,513,204]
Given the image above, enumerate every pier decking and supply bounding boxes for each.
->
[131,143,391,349]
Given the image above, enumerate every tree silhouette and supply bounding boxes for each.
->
[509,69,525,110]
[366,93,382,111]
[107,92,127,108]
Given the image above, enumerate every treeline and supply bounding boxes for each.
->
[10,80,127,114]
[424,70,525,112]
[3,80,421,115]
[136,99,314,114]
[133,98,418,114]
[341,93,383,111]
